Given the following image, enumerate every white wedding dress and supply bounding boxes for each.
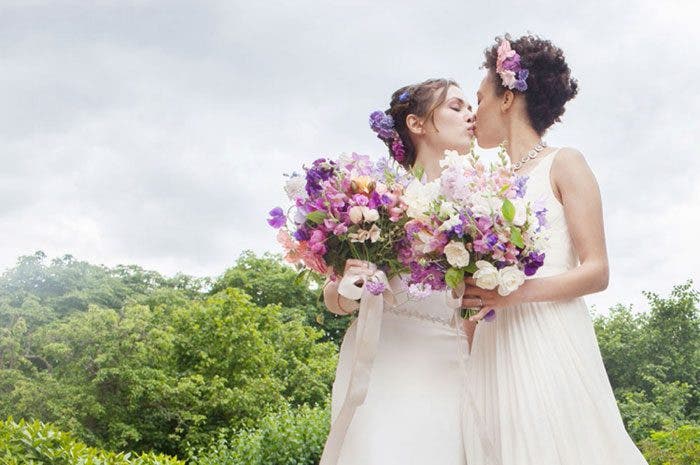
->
[329,277,468,465]
[463,148,648,465]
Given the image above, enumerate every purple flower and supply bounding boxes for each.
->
[514,79,528,92]
[523,252,545,276]
[398,90,410,103]
[267,207,286,228]
[409,262,446,290]
[483,309,496,322]
[352,194,369,206]
[535,208,548,229]
[368,191,382,209]
[293,228,310,241]
[475,216,493,234]
[305,158,336,196]
[514,176,528,198]
[369,111,396,140]
[309,229,327,255]
[390,137,406,162]
[502,54,521,72]
[450,223,465,238]
[365,280,386,296]
[514,69,529,92]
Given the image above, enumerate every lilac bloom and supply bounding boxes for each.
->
[365,280,386,296]
[267,207,286,228]
[523,252,545,276]
[535,208,548,229]
[502,55,521,72]
[369,111,396,140]
[368,191,382,209]
[293,228,310,241]
[514,176,528,198]
[305,158,336,196]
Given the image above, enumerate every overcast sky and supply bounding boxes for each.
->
[1,0,698,313]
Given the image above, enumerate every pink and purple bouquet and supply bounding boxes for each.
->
[267,153,412,290]
[398,147,548,300]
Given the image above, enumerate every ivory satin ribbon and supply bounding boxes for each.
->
[319,267,394,465]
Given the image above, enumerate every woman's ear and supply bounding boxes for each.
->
[501,90,515,113]
[406,114,424,135]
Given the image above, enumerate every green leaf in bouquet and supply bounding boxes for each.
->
[502,198,515,222]
[294,269,310,285]
[510,225,525,248]
[498,184,511,195]
[445,267,465,289]
[464,260,478,274]
[306,211,327,224]
[411,165,425,181]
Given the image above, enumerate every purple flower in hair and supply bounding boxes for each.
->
[391,137,405,162]
[514,69,529,92]
[501,54,521,72]
[398,91,410,103]
[369,111,396,140]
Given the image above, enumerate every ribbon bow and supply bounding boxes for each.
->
[319,265,394,465]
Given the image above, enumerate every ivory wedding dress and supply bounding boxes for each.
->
[326,276,469,465]
[463,148,648,465]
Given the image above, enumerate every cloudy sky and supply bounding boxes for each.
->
[1,0,698,313]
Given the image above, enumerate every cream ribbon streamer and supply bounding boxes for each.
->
[319,266,395,465]
[445,282,501,465]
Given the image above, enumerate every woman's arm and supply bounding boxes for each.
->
[464,148,610,320]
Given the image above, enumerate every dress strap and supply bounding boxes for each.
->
[526,147,561,178]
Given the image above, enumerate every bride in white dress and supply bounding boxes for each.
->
[321,79,476,465]
[460,35,648,464]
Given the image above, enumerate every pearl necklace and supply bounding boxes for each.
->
[512,140,547,171]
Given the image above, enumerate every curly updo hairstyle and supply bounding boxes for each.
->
[382,78,459,169]
[483,34,578,135]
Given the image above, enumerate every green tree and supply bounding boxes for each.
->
[0,288,337,456]
[212,250,351,345]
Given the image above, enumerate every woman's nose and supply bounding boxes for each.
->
[464,111,475,123]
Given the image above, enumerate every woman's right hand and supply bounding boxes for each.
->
[323,259,377,315]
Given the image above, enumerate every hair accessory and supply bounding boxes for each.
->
[398,91,410,103]
[369,110,406,163]
[496,39,529,92]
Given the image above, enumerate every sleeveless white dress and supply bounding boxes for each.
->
[330,277,468,465]
[463,148,648,465]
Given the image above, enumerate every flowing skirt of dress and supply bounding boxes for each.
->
[331,285,468,465]
[463,296,649,465]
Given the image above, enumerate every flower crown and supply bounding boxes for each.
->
[369,110,406,163]
[496,39,529,92]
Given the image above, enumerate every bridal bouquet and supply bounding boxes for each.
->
[398,147,548,299]
[267,153,412,290]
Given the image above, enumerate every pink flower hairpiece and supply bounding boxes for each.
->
[496,39,529,92]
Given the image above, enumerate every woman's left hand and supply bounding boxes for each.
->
[461,284,526,322]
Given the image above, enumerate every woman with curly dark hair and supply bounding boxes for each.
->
[459,35,648,464]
